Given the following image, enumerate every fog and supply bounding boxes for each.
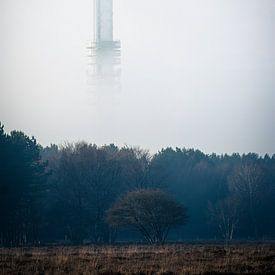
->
[0,0,274,154]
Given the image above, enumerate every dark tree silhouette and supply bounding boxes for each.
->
[51,142,122,243]
[106,189,188,244]
[0,123,46,246]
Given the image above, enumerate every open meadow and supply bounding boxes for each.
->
[0,244,274,274]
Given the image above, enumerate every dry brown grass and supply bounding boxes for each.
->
[0,244,274,274]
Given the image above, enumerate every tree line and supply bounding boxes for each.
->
[0,123,274,246]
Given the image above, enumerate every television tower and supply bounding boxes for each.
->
[88,0,121,91]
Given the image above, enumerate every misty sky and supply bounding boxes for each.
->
[0,0,274,155]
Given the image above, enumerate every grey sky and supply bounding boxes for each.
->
[0,0,274,155]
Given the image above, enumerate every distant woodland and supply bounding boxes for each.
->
[0,123,275,246]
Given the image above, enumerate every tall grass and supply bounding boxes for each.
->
[0,244,274,274]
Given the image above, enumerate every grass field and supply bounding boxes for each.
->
[0,244,274,274]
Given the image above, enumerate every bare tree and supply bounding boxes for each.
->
[117,146,152,190]
[54,142,121,243]
[106,189,188,244]
[209,196,239,243]
[228,162,263,238]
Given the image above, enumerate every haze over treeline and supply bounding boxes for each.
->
[0,123,274,246]
[1,0,274,154]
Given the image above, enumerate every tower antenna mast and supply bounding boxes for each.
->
[88,0,121,91]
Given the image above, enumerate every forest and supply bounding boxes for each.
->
[0,123,275,246]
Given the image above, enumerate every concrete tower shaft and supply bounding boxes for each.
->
[94,0,113,42]
[88,0,121,92]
